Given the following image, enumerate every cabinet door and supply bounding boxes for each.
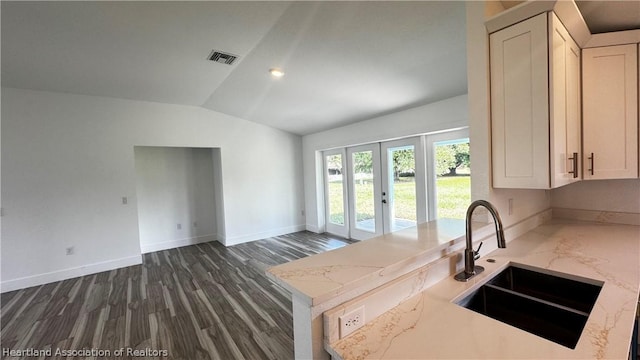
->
[583,44,638,180]
[490,13,549,189]
[549,13,581,188]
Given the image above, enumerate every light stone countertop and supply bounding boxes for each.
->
[326,220,640,360]
[267,218,489,306]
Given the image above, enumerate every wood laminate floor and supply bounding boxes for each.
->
[0,232,354,360]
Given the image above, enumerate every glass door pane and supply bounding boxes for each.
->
[324,150,348,237]
[386,145,417,231]
[352,150,375,231]
[326,154,345,226]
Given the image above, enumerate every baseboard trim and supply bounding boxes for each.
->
[223,225,306,246]
[1,224,308,292]
[1,255,142,293]
[305,224,321,234]
[140,234,218,254]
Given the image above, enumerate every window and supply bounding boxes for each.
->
[433,138,471,219]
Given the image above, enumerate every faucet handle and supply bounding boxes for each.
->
[474,242,483,260]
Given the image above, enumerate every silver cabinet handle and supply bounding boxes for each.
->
[588,153,594,175]
[568,152,579,178]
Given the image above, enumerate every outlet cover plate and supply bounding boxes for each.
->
[339,306,365,338]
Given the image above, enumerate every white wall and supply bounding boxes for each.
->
[552,179,640,213]
[134,147,218,253]
[1,87,304,291]
[302,94,469,233]
[466,2,551,228]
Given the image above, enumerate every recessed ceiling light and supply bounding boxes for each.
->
[269,68,285,78]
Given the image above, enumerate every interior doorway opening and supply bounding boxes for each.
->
[133,146,225,253]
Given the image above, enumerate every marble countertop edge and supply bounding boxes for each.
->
[266,218,493,306]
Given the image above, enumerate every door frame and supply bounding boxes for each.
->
[380,137,427,232]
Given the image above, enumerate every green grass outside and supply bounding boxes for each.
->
[435,176,471,219]
[327,175,470,223]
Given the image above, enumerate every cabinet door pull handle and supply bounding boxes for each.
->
[568,152,579,178]
[588,153,594,175]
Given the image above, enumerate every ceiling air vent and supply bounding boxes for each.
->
[207,50,238,65]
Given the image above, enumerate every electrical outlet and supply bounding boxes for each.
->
[339,306,365,338]
[122,196,128,205]
[177,223,182,230]
[65,246,74,255]
[508,198,514,215]
[193,222,197,228]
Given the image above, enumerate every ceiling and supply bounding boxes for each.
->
[575,1,640,34]
[3,2,637,136]
[1,1,467,135]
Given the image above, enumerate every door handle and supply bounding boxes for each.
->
[568,152,578,178]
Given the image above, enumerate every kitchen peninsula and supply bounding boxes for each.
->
[267,218,495,359]
[269,216,639,359]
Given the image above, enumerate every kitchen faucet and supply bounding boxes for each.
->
[454,200,506,282]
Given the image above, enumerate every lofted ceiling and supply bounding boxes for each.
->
[1,2,293,113]
[3,2,636,135]
[1,1,467,135]
[575,1,640,34]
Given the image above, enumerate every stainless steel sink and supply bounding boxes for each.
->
[455,264,603,349]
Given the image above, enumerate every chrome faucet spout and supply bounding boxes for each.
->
[454,200,506,282]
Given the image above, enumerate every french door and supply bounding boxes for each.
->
[381,138,426,235]
[325,137,426,240]
[347,144,384,239]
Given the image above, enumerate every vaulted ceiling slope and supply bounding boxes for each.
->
[575,0,640,34]
[2,1,467,135]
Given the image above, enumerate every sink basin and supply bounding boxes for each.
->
[455,264,603,349]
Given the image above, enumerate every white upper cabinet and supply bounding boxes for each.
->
[490,13,548,189]
[490,13,581,189]
[582,44,638,180]
[549,12,582,187]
